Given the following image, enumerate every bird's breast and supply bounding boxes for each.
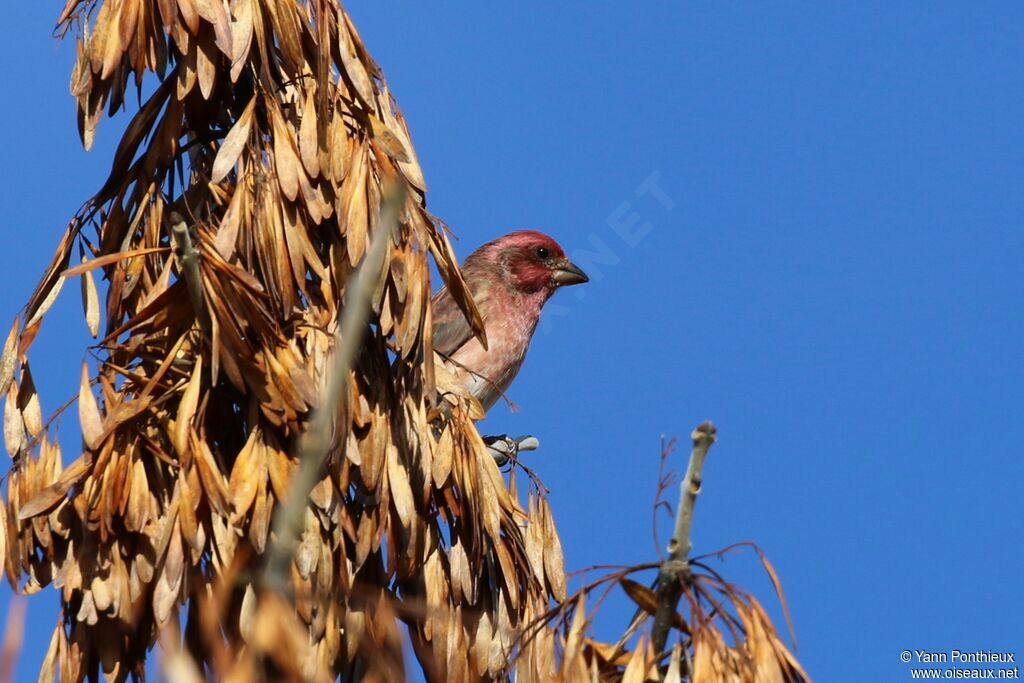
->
[448,300,539,410]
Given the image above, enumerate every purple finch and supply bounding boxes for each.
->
[431,230,588,411]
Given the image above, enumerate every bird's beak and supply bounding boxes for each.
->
[552,259,589,287]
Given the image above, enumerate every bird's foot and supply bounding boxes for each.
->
[483,434,540,467]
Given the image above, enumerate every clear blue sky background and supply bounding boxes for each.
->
[2,2,1023,681]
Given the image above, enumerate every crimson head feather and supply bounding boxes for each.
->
[431,230,588,411]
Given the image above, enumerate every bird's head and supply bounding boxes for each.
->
[476,230,589,296]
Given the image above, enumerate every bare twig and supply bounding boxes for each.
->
[651,421,716,666]
[652,436,679,561]
[262,180,407,597]
[609,436,680,658]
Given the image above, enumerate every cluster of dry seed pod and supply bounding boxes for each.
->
[1,2,810,681]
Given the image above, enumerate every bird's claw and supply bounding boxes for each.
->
[484,434,540,467]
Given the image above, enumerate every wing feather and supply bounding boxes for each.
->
[431,259,492,356]
[431,285,477,356]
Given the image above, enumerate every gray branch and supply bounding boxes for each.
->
[169,213,207,328]
[651,421,716,667]
[262,181,407,597]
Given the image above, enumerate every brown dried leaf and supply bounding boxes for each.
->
[196,33,217,99]
[25,275,65,332]
[755,547,799,649]
[100,0,124,79]
[369,114,409,163]
[192,430,229,515]
[162,651,204,683]
[250,593,310,678]
[449,537,472,605]
[380,96,426,191]
[177,36,198,99]
[266,443,296,503]
[664,642,683,683]
[328,111,348,182]
[194,0,233,58]
[470,608,492,677]
[80,257,100,337]
[56,0,87,28]
[493,540,519,610]
[118,0,139,56]
[431,423,453,488]
[265,0,301,68]
[178,467,200,554]
[747,596,811,682]
[89,0,113,73]
[542,498,567,601]
[62,246,169,277]
[18,455,91,520]
[620,578,689,633]
[271,106,301,202]
[214,179,246,259]
[621,635,650,683]
[0,316,18,398]
[152,0,174,35]
[16,365,42,439]
[173,355,202,457]
[211,95,256,183]
[250,480,270,553]
[523,495,546,586]
[3,384,24,458]
[584,638,632,668]
[336,10,374,106]
[229,0,254,81]
[125,455,151,532]
[562,593,587,672]
[26,226,73,328]
[299,89,321,178]
[386,444,414,531]
[177,0,199,33]
[78,362,103,449]
[70,36,92,98]
[153,523,184,625]
[229,429,264,523]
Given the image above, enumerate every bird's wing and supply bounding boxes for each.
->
[431,259,494,356]
[430,285,478,356]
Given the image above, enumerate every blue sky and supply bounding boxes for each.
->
[3,2,1023,680]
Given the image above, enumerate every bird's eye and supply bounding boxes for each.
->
[535,246,550,259]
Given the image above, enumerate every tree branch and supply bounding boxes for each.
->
[262,181,407,597]
[651,420,716,665]
[169,212,207,328]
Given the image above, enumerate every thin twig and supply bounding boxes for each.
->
[262,180,407,597]
[651,421,716,666]
[652,436,679,561]
[609,437,679,658]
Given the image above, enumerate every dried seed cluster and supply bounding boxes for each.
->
[1,2,812,681]
[2,1,566,680]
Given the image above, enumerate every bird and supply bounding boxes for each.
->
[431,230,589,411]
